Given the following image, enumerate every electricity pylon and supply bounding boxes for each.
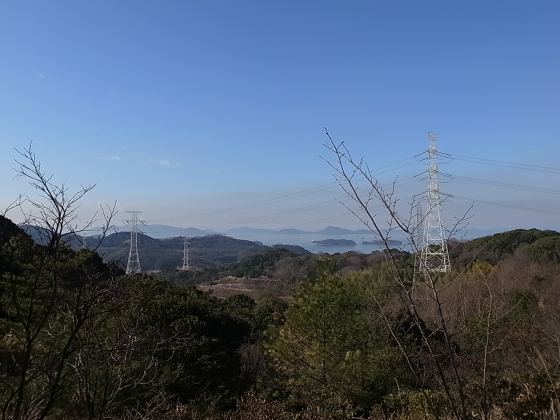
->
[419,133,451,273]
[125,211,142,274]
[182,236,189,271]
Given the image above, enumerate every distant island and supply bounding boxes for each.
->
[311,239,356,246]
[228,225,371,236]
[363,239,402,246]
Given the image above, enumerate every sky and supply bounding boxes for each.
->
[1,1,559,237]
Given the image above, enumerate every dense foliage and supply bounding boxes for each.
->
[0,216,279,419]
[449,228,560,266]
[3,217,560,419]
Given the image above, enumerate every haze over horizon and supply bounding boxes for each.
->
[1,1,559,236]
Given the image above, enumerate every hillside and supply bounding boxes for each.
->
[178,228,560,299]
[450,228,560,266]
[6,214,560,418]
[162,247,409,298]
[91,232,309,271]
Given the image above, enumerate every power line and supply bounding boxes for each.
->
[441,173,560,195]
[453,195,560,216]
[121,148,560,239]
[149,153,425,224]
[437,151,560,174]
[141,176,422,235]
[198,196,355,230]
[150,183,340,222]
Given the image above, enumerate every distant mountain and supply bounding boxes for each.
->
[315,226,355,235]
[96,231,160,247]
[109,224,212,239]
[20,224,53,246]
[88,232,310,271]
[277,228,310,235]
[354,228,373,235]
[226,227,275,235]
[93,233,266,270]
[143,224,212,238]
[103,224,386,239]
[227,226,374,236]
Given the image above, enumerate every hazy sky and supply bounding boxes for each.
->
[1,1,559,236]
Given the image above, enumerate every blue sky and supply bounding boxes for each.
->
[1,1,559,236]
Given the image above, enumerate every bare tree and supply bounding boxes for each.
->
[11,141,117,250]
[0,142,118,420]
[322,129,473,420]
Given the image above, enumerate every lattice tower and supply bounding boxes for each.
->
[420,133,451,273]
[415,202,423,252]
[125,211,142,274]
[413,202,424,278]
[182,236,189,271]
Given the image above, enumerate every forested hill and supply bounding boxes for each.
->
[22,221,560,277]
[4,213,560,418]
[450,228,560,266]
[84,231,310,271]
[164,228,560,298]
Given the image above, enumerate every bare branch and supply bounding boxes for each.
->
[322,129,472,420]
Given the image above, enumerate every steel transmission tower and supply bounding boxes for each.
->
[182,236,189,271]
[414,202,423,252]
[125,211,142,274]
[420,133,451,273]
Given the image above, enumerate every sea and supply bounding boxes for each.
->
[225,231,404,254]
